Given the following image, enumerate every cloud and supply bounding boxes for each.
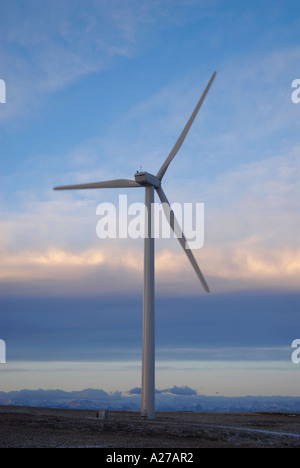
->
[1,288,297,366]
[0,0,156,121]
[0,0,217,122]
[128,387,141,395]
[128,385,197,395]
[1,21,299,295]
[2,240,298,296]
[162,385,197,396]
[1,140,299,295]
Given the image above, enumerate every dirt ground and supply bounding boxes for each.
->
[0,405,299,448]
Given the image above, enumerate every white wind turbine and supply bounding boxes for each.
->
[54,71,216,420]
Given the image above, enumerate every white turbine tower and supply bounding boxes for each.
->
[54,71,216,420]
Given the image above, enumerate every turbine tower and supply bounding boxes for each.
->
[54,71,216,420]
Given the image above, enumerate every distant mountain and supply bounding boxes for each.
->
[0,387,299,413]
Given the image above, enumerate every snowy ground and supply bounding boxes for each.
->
[0,406,299,448]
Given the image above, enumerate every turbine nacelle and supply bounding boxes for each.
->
[134,171,160,188]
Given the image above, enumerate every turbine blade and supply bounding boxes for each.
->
[53,179,141,190]
[156,186,210,293]
[156,71,216,181]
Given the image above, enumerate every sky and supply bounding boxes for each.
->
[0,0,299,397]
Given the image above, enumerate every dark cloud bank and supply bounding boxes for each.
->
[1,292,299,362]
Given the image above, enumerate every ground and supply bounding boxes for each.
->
[0,406,299,448]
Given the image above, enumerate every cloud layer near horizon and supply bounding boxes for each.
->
[1,145,299,295]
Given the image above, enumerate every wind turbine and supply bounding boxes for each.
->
[54,71,216,420]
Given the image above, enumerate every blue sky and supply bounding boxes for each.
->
[0,0,299,396]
